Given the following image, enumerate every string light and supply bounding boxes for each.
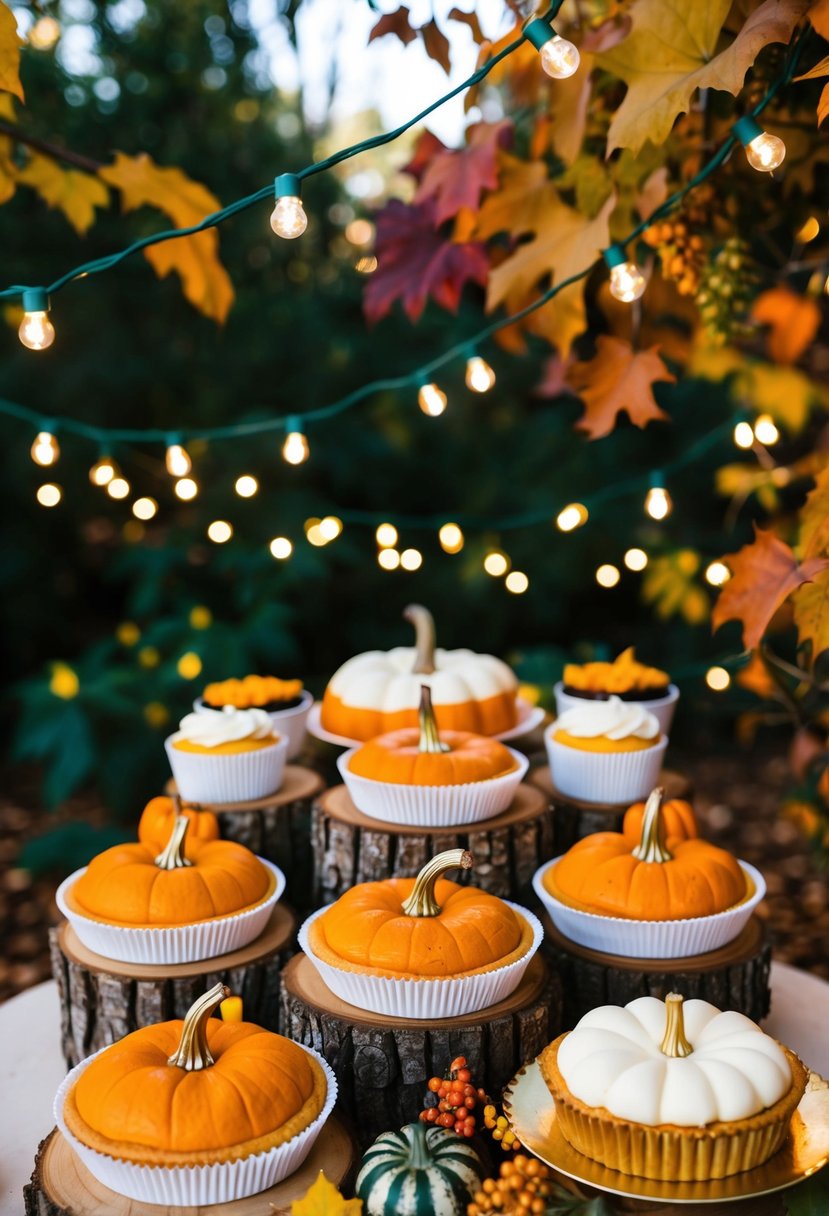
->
[36,483,61,507]
[376,522,398,548]
[89,454,117,486]
[505,571,529,594]
[523,16,580,79]
[283,418,310,465]
[30,429,60,467]
[733,421,754,449]
[400,547,423,570]
[207,520,233,543]
[174,477,198,500]
[318,515,343,540]
[439,522,464,553]
[132,496,158,520]
[29,16,61,50]
[270,173,307,239]
[418,383,447,417]
[165,441,192,477]
[345,218,374,246]
[177,652,203,680]
[378,548,401,570]
[624,547,648,571]
[706,665,731,691]
[269,536,293,559]
[733,116,786,172]
[596,563,620,588]
[107,476,130,500]
[305,519,327,546]
[556,503,588,532]
[754,414,780,445]
[604,246,646,303]
[235,474,258,498]
[645,476,672,521]
[705,560,731,587]
[484,550,510,577]
[18,289,55,351]
[465,355,496,393]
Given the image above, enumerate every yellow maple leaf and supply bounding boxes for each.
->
[291,1172,363,1216]
[799,465,829,559]
[0,92,16,204]
[793,569,829,661]
[597,0,808,154]
[0,1,23,100]
[99,151,234,323]
[16,151,108,235]
[470,154,555,241]
[735,362,824,434]
[642,551,710,624]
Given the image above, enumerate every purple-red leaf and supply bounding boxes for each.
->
[415,121,511,225]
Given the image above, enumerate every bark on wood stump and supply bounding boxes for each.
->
[280,951,561,1148]
[528,765,692,853]
[50,903,296,1069]
[541,913,771,1028]
[166,764,325,912]
[24,1119,356,1216]
[311,783,552,905]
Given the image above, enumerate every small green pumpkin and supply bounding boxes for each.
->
[356,1120,484,1216]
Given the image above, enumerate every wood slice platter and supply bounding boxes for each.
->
[528,765,693,852]
[166,765,325,911]
[541,912,771,1028]
[50,904,297,1068]
[280,951,561,1147]
[24,1119,356,1216]
[311,782,552,904]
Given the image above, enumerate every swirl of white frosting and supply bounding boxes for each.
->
[555,695,660,741]
[176,705,275,748]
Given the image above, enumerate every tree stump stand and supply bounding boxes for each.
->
[24,1118,356,1216]
[528,765,693,853]
[311,783,552,905]
[280,951,561,1148]
[166,764,325,911]
[541,913,771,1028]
[50,903,296,1069]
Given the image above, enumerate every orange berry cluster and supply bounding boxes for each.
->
[467,1154,558,1215]
[420,1056,487,1138]
[642,218,707,296]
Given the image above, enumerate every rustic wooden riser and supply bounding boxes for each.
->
[166,765,325,912]
[528,765,693,852]
[280,951,562,1148]
[311,782,553,904]
[24,1120,356,1216]
[541,913,771,1028]
[50,904,296,1069]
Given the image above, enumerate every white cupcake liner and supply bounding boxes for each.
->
[298,901,543,1019]
[554,682,679,734]
[336,748,530,827]
[194,690,312,760]
[545,729,668,805]
[55,1041,337,1206]
[165,734,288,803]
[533,858,766,959]
[56,859,286,965]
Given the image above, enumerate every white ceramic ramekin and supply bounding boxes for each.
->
[554,681,679,735]
[194,690,312,760]
[165,734,288,803]
[545,727,668,805]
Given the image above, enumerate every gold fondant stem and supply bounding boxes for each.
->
[168,982,230,1070]
[631,787,673,864]
[154,814,192,870]
[401,848,473,917]
[418,684,450,754]
[660,992,693,1058]
[404,603,437,675]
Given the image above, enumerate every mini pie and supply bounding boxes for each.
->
[203,675,305,711]
[563,647,670,699]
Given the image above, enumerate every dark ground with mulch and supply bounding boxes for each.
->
[1,744,827,1006]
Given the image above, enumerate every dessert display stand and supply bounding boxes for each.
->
[541,913,772,1027]
[529,765,692,852]
[50,904,296,1068]
[280,951,562,1148]
[311,782,553,904]
[166,764,325,911]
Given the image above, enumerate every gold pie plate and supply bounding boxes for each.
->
[503,1059,829,1206]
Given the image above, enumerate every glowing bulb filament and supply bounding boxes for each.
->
[609,261,646,303]
[465,356,495,393]
[745,132,786,172]
[283,429,310,465]
[90,456,117,486]
[271,174,307,239]
[645,486,672,520]
[540,34,580,79]
[418,383,447,417]
[19,310,55,351]
[31,430,60,466]
[166,443,192,477]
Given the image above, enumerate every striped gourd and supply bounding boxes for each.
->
[356,1121,485,1216]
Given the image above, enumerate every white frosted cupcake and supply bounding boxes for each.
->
[546,697,666,804]
[196,676,312,759]
[165,706,288,804]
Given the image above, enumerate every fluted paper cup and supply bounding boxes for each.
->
[298,902,543,1019]
[545,728,668,805]
[165,733,288,803]
[532,857,766,959]
[56,859,285,965]
[193,690,312,760]
[336,749,529,827]
[55,1042,337,1205]
[554,681,679,735]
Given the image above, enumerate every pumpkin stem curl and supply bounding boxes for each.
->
[631,787,672,864]
[401,848,473,917]
[168,982,230,1070]
[154,814,193,870]
[407,1118,432,1169]
[405,604,437,676]
[660,992,693,1058]
[418,685,450,754]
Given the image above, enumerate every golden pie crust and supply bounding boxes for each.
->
[538,1034,808,1181]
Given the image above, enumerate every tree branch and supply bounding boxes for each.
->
[0,121,103,175]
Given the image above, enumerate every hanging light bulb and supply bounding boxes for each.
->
[465,355,496,393]
[733,421,754,449]
[376,522,398,548]
[31,429,60,467]
[18,289,55,351]
[645,475,672,521]
[754,414,780,446]
[604,245,646,302]
[439,522,464,554]
[556,503,588,532]
[523,17,580,79]
[165,440,192,477]
[270,173,307,238]
[733,115,785,172]
[282,417,310,465]
[89,452,117,486]
[418,383,447,417]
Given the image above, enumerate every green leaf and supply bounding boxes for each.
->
[41,704,97,807]
[783,1171,829,1215]
[19,822,132,876]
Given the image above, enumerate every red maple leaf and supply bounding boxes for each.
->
[415,121,512,225]
[368,6,417,46]
[363,198,490,324]
[402,130,448,183]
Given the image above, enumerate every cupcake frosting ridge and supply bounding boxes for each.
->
[554,695,660,741]
[175,705,275,748]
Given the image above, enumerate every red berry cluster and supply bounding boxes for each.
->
[419,1056,487,1138]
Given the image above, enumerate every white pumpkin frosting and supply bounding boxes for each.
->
[554,695,660,741]
[557,996,792,1128]
[175,706,275,748]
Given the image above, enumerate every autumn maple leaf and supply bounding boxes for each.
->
[0,0,23,100]
[368,5,417,46]
[363,197,489,324]
[415,121,511,226]
[752,286,821,365]
[16,152,109,235]
[291,1171,362,1216]
[565,336,674,439]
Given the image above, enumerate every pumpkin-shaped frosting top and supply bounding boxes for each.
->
[348,685,518,786]
[311,849,528,978]
[556,993,795,1127]
[64,983,326,1163]
[563,647,669,695]
[203,674,303,709]
[548,787,746,920]
[72,815,271,926]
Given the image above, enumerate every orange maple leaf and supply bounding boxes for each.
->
[751,287,821,365]
[565,336,674,439]
[711,526,829,649]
